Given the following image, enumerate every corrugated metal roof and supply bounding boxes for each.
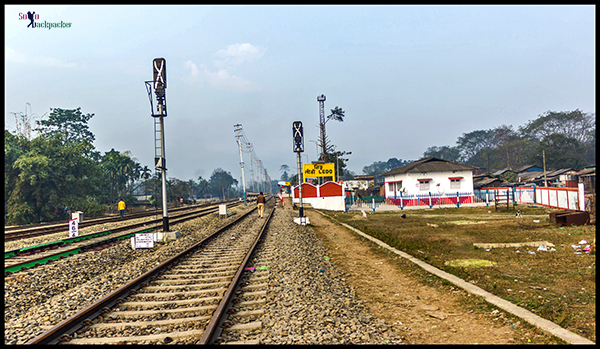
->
[473,177,503,189]
[518,171,543,182]
[492,168,515,176]
[575,168,595,176]
[380,157,478,177]
[514,164,541,173]
[517,168,577,183]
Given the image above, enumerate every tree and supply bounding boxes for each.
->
[362,158,412,176]
[318,106,345,162]
[330,150,352,179]
[167,178,190,204]
[519,109,595,144]
[5,131,104,224]
[209,168,236,199]
[140,165,152,195]
[37,107,95,145]
[456,129,496,167]
[279,164,290,181]
[197,176,210,198]
[520,110,595,169]
[100,149,138,202]
[422,146,461,163]
[530,134,585,170]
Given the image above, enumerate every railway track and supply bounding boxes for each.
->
[4,200,239,242]
[5,201,244,276]
[25,199,274,345]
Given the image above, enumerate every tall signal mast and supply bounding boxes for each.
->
[317,94,327,162]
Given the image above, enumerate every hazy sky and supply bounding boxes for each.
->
[5,5,595,184]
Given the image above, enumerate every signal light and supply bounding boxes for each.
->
[292,121,303,153]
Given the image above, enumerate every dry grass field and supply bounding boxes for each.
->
[329,205,596,342]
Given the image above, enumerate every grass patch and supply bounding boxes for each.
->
[332,206,596,342]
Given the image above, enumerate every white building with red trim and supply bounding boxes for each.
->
[380,157,478,199]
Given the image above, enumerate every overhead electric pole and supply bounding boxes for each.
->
[234,124,247,205]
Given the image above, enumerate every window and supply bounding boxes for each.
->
[450,179,461,189]
[419,181,430,191]
[388,182,402,194]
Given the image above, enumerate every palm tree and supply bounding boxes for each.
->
[141,166,152,195]
[187,179,196,201]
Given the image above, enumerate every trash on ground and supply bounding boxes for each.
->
[533,220,540,223]
[579,240,588,245]
[256,265,269,271]
[537,245,548,252]
[323,256,330,261]
[244,267,255,271]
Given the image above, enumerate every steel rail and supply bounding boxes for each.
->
[198,201,275,344]
[4,201,238,260]
[4,200,238,241]
[24,205,258,345]
[5,203,242,275]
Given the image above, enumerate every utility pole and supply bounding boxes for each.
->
[234,124,247,205]
[145,58,169,232]
[248,143,255,192]
[543,149,548,187]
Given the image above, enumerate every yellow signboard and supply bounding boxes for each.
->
[303,163,335,182]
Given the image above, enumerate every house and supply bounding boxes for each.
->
[516,168,579,187]
[380,157,478,198]
[517,171,544,185]
[473,177,505,189]
[576,168,595,193]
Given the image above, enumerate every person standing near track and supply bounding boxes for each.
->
[257,192,265,218]
[118,198,126,219]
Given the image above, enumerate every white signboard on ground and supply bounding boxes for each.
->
[69,218,78,237]
[132,232,154,249]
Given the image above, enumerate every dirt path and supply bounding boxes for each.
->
[304,209,561,344]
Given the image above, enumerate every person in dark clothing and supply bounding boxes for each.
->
[257,192,265,218]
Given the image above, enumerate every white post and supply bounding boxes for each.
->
[578,183,585,211]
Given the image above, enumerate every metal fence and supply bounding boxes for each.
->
[344,186,587,213]
[473,186,582,211]
[345,195,385,212]
[346,192,475,211]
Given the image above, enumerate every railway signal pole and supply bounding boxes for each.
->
[293,121,305,220]
[145,58,169,232]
